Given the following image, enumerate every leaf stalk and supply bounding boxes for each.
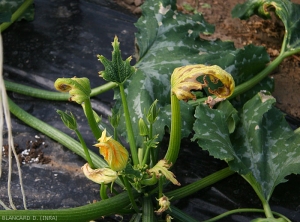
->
[119,83,139,165]
[164,94,181,165]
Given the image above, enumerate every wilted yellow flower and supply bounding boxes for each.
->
[155,195,171,215]
[81,163,118,184]
[94,129,129,171]
[171,64,235,101]
[148,159,180,186]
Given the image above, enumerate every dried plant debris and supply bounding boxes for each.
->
[2,135,51,165]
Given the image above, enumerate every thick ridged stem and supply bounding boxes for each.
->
[164,94,181,165]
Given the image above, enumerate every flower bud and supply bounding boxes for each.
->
[109,108,120,129]
[56,110,77,131]
[146,99,160,124]
[54,77,91,104]
[81,163,118,184]
[139,118,149,137]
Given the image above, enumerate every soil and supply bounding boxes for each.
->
[2,135,51,165]
[117,0,300,121]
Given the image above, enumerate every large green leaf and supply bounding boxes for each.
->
[232,0,300,55]
[115,0,271,146]
[192,92,300,201]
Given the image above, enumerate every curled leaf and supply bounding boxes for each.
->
[94,129,129,171]
[54,77,91,104]
[171,64,235,101]
[81,163,118,185]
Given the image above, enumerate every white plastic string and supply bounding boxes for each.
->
[0,34,27,210]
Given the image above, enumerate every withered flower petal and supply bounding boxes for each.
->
[81,163,117,184]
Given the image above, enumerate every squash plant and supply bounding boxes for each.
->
[2,0,300,221]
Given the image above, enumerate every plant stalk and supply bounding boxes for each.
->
[119,83,139,165]
[203,208,291,222]
[4,80,117,101]
[123,175,139,213]
[100,183,108,200]
[141,145,151,166]
[167,206,198,222]
[83,98,102,140]
[74,129,95,169]
[142,196,156,222]
[0,191,137,221]
[164,94,181,165]
[166,167,234,200]
[242,174,274,219]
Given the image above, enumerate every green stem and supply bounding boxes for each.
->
[122,175,139,213]
[261,200,274,218]
[242,174,274,218]
[119,83,139,165]
[4,80,117,101]
[167,206,198,222]
[165,167,234,200]
[149,123,158,165]
[0,0,33,32]
[83,98,102,140]
[158,177,163,199]
[113,127,118,140]
[0,191,137,222]
[142,196,156,222]
[74,129,95,169]
[229,55,285,99]
[141,145,151,166]
[164,94,181,165]
[203,208,290,222]
[100,183,108,200]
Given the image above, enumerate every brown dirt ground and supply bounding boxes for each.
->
[117,0,300,121]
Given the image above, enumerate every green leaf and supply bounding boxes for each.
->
[98,36,136,84]
[193,91,300,201]
[232,0,300,55]
[192,102,237,162]
[115,0,271,146]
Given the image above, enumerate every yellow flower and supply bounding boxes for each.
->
[171,64,235,101]
[81,163,118,184]
[94,129,129,171]
[148,159,180,186]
